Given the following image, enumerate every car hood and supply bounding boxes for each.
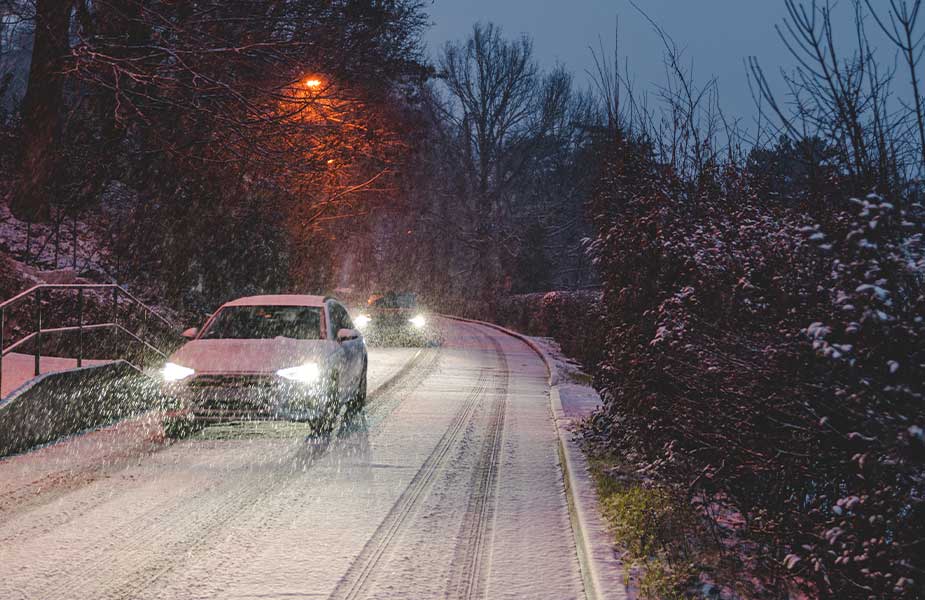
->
[167,338,338,375]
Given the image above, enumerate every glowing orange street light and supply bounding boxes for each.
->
[305,77,323,89]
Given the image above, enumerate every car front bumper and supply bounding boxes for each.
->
[164,374,336,422]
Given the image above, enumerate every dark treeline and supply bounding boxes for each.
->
[1,0,430,311]
[0,2,594,313]
[1,0,924,597]
[351,22,599,310]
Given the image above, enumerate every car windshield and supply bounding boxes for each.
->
[200,306,323,340]
[371,292,416,309]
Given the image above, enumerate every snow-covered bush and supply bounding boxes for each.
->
[496,290,604,368]
[589,135,925,596]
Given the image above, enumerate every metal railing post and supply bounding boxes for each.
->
[112,286,118,326]
[0,284,180,389]
[77,288,84,368]
[72,214,78,269]
[34,289,42,377]
[1,307,5,394]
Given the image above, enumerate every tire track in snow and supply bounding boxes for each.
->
[29,440,324,600]
[0,346,436,539]
[0,420,188,544]
[104,442,333,600]
[0,439,248,549]
[0,347,436,550]
[444,331,509,600]
[107,346,444,599]
[0,347,439,600]
[328,324,498,600]
[364,346,441,426]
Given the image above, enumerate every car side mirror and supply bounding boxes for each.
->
[181,327,199,340]
[337,328,359,342]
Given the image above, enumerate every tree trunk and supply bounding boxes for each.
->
[10,0,71,223]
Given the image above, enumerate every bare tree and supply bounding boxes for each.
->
[10,0,69,222]
[437,23,577,302]
[0,1,33,108]
[439,24,538,206]
[747,0,914,193]
[596,2,731,191]
[864,0,925,171]
[588,20,656,142]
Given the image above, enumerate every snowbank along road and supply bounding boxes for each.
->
[0,318,584,599]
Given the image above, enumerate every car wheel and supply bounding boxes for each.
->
[314,371,341,436]
[163,411,198,439]
[346,363,368,418]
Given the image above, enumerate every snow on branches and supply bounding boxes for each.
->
[589,134,925,597]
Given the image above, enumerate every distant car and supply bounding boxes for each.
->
[160,295,366,436]
[352,291,431,346]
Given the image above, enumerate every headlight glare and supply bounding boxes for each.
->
[409,315,426,328]
[355,314,370,328]
[277,362,321,383]
[162,362,195,382]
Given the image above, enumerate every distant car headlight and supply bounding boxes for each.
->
[276,362,321,383]
[162,362,195,382]
[409,315,426,328]
[355,314,371,328]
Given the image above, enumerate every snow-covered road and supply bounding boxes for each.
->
[0,319,584,600]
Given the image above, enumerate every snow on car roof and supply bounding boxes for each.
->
[221,294,328,308]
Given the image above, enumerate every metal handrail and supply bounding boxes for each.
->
[2,323,168,360]
[0,284,176,330]
[0,284,179,395]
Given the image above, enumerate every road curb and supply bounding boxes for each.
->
[441,314,625,600]
[551,387,630,600]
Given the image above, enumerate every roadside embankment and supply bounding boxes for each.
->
[0,362,162,457]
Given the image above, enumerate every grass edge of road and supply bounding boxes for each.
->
[523,327,749,600]
[582,441,695,599]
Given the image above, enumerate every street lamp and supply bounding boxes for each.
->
[305,77,323,89]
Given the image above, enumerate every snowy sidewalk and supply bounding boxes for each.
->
[1,353,110,399]
[538,339,633,600]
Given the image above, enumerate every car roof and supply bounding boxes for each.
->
[220,294,329,308]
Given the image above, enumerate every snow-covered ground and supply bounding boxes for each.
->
[0,319,583,599]
[0,198,109,274]
[532,335,636,600]
[1,352,112,398]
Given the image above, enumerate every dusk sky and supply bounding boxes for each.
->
[424,0,881,129]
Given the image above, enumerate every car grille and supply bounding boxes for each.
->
[186,375,279,414]
[188,375,275,389]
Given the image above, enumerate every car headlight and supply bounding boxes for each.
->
[354,314,370,328]
[409,315,426,328]
[162,362,195,382]
[276,362,321,383]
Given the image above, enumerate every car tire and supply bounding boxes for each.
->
[346,362,368,418]
[314,371,341,436]
[163,411,198,439]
